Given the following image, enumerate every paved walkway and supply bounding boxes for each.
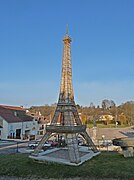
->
[88,126,134,140]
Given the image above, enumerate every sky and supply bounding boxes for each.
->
[0,0,134,107]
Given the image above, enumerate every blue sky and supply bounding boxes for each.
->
[0,0,134,107]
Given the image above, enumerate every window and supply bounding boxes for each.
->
[14,111,17,116]
[42,125,44,129]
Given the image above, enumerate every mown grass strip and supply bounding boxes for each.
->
[0,152,134,179]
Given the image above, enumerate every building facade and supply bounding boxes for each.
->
[0,105,38,140]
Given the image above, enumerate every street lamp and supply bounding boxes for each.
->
[16,142,19,153]
[102,135,105,145]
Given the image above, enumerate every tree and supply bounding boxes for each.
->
[90,102,95,108]
[118,101,134,125]
[102,99,116,110]
[118,113,127,125]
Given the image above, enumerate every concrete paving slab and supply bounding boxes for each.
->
[29,147,100,166]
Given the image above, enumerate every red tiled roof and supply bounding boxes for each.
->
[0,106,33,123]
[0,105,25,111]
[0,108,22,123]
[27,112,51,124]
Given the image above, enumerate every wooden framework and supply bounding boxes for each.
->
[32,28,98,164]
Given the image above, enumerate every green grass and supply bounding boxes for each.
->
[0,152,134,179]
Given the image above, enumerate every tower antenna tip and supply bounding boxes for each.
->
[66,24,68,35]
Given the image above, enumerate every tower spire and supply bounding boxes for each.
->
[66,24,68,35]
[59,26,73,102]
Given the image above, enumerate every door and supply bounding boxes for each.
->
[16,129,21,139]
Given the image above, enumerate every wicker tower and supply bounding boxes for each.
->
[32,28,99,165]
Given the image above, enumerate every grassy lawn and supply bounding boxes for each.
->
[0,152,134,179]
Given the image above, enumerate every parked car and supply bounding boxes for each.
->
[28,141,38,149]
[99,140,113,148]
[47,140,59,147]
[80,143,89,147]
[28,141,51,149]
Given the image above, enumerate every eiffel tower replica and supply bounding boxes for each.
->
[30,27,100,165]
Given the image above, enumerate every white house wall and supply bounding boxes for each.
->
[0,117,8,139]
[21,120,39,139]
[9,120,39,140]
[9,122,23,139]
[0,116,39,140]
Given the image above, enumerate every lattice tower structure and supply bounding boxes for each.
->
[33,29,98,164]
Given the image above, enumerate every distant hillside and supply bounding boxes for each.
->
[29,101,134,126]
[29,105,56,116]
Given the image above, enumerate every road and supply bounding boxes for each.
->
[0,140,29,154]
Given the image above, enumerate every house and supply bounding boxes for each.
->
[26,111,51,135]
[99,114,114,124]
[0,105,38,140]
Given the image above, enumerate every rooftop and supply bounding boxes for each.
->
[0,105,33,123]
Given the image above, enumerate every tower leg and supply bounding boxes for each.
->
[66,133,81,163]
[33,132,51,156]
[81,132,98,152]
